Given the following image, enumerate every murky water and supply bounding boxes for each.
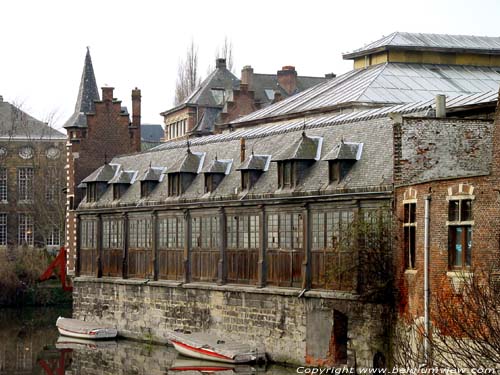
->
[0,307,295,375]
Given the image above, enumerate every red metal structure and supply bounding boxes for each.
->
[39,246,73,292]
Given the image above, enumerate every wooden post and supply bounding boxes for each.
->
[217,207,226,285]
[152,210,158,281]
[75,214,81,277]
[183,209,191,283]
[122,212,129,279]
[257,205,266,288]
[96,214,102,278]
[302,203,311,290]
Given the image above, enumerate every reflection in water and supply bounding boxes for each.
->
[0,307,295,375]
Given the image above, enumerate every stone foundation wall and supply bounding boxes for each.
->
[73,277,390,367]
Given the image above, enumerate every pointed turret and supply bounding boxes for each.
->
[63,47,100,129]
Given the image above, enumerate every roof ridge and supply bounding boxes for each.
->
[356,62,389,101]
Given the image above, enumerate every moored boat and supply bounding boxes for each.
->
[168,331,266,364]
[56,317,118,340]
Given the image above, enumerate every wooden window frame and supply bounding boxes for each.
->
[17,167,33,202]
[277,161,295,189]
[0,168,7,202]
[403,202,417,270]
[18,213,34,246]
[447,198,473,270]
[0,213,7,246]
[168,173,181,197]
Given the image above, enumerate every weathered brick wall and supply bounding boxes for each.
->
[395,117,493,186]
[73,278,389,367]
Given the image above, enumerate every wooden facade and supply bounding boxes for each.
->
[77,198,391,292]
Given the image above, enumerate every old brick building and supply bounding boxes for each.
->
[0,96,66,250]
[161,59,327,140]
[72,32,500,367]
[64,48,142,272]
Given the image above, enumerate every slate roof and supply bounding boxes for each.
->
[272,133,322,161]
[0,99,65,140]
[109,170,137,185]
[344,32,500,59]
[168,150,205,174]
[323,142,363,161]
[82,163,118,183]
[64,48,100,129]
[237,154,271,171]
[202,158,233,175]
[139,166,165,182]
[230,63,500,125]
[141,124,164,143]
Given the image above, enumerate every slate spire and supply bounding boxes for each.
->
[63,47,100,128]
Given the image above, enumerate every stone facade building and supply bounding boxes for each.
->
[0,96,66,250]
[64,49,142,272]
[161,59,327,141]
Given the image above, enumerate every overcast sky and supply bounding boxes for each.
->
[1,0,499,130]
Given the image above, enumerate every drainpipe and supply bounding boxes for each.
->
[423,194,431,365]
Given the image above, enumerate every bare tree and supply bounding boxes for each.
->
[206,37,235,75]
[174,40,202,105]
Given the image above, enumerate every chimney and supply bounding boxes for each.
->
[240,138,246,163]
[102,87,114,102]
[435,94,446,118]
[216,58,226,69]
[241,65,254,91]
[325,73,336,79]
[132,87,141,127]
[0,95,3,102]
[277,66,297,95]
[272,90,283,104]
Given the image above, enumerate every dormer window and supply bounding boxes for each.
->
[109,170,137,200]
[168,173,181,196]
[167,148,205,197]
[202,157,232,194]
[323,141,363,184]
[237,153,271,191]
[82,163,119,203]
[271,132,322,190]
[139,166,165,198]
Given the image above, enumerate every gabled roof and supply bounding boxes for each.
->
[168,150,205,174]
[109,170,137,184]
[323,142,363,161]
[63,48,100,129]
[237,154,271,171]
[272,133,322,161]
[82,163,118,183]
[202,158,232,175]
[139,166,165,182]
[0,99,65,140]
[231,63,500,125]
[141,124,163,142]
[344,32,500,59]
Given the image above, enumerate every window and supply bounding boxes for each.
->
[18,213,33,246]
[46,226,61,247]
[204,174,214,193]
[448,199,473,269]
[18,167,33,201]
[241,171,251,190]
[277,161,296,189]
[267,212,303,249]
[403,202,416,269]
[102,218,123,248]
[87,183,97,202]
[113,184,126,200]
[329,161,355,184]
[168,174,181,196]
[140,181,156,198]
[80,219,97,249]
[45,168,59,201]
[158,216,184,248]
[129,216,152,248]
[227,215,259,249]
[0,213,6,246]
[192,216,219,249]
[0,168,7,202]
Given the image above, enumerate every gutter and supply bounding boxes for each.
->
[423,193,431,365]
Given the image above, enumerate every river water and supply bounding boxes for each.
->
[0,307,295,375]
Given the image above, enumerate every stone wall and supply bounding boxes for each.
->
[73,277,390,368]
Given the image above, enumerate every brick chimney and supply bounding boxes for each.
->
[241,65,254,91]
[216,58,226,69]
[277,66,297,95]
[132,87,141,127]
[102,87,114,102]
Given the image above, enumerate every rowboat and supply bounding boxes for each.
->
[169,358,259,374]
[56,317,118,339]
[55,336,118,350]
[168,331,266,364]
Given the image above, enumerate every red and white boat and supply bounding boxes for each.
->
[168,331,266,364]
[56,317,118,340]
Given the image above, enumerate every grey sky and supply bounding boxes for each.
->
[1,0,499,129]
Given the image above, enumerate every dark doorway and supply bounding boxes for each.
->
[333,310,348,364]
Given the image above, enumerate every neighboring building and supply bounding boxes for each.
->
[71,32,500,367]
[64,48,142,273]
[0,95,66,251]
[160,58,328,140]
[141,124,163,151]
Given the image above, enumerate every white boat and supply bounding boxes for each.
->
[56,317,118,340]
[168,331,266,364]
[55,336,118,350]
